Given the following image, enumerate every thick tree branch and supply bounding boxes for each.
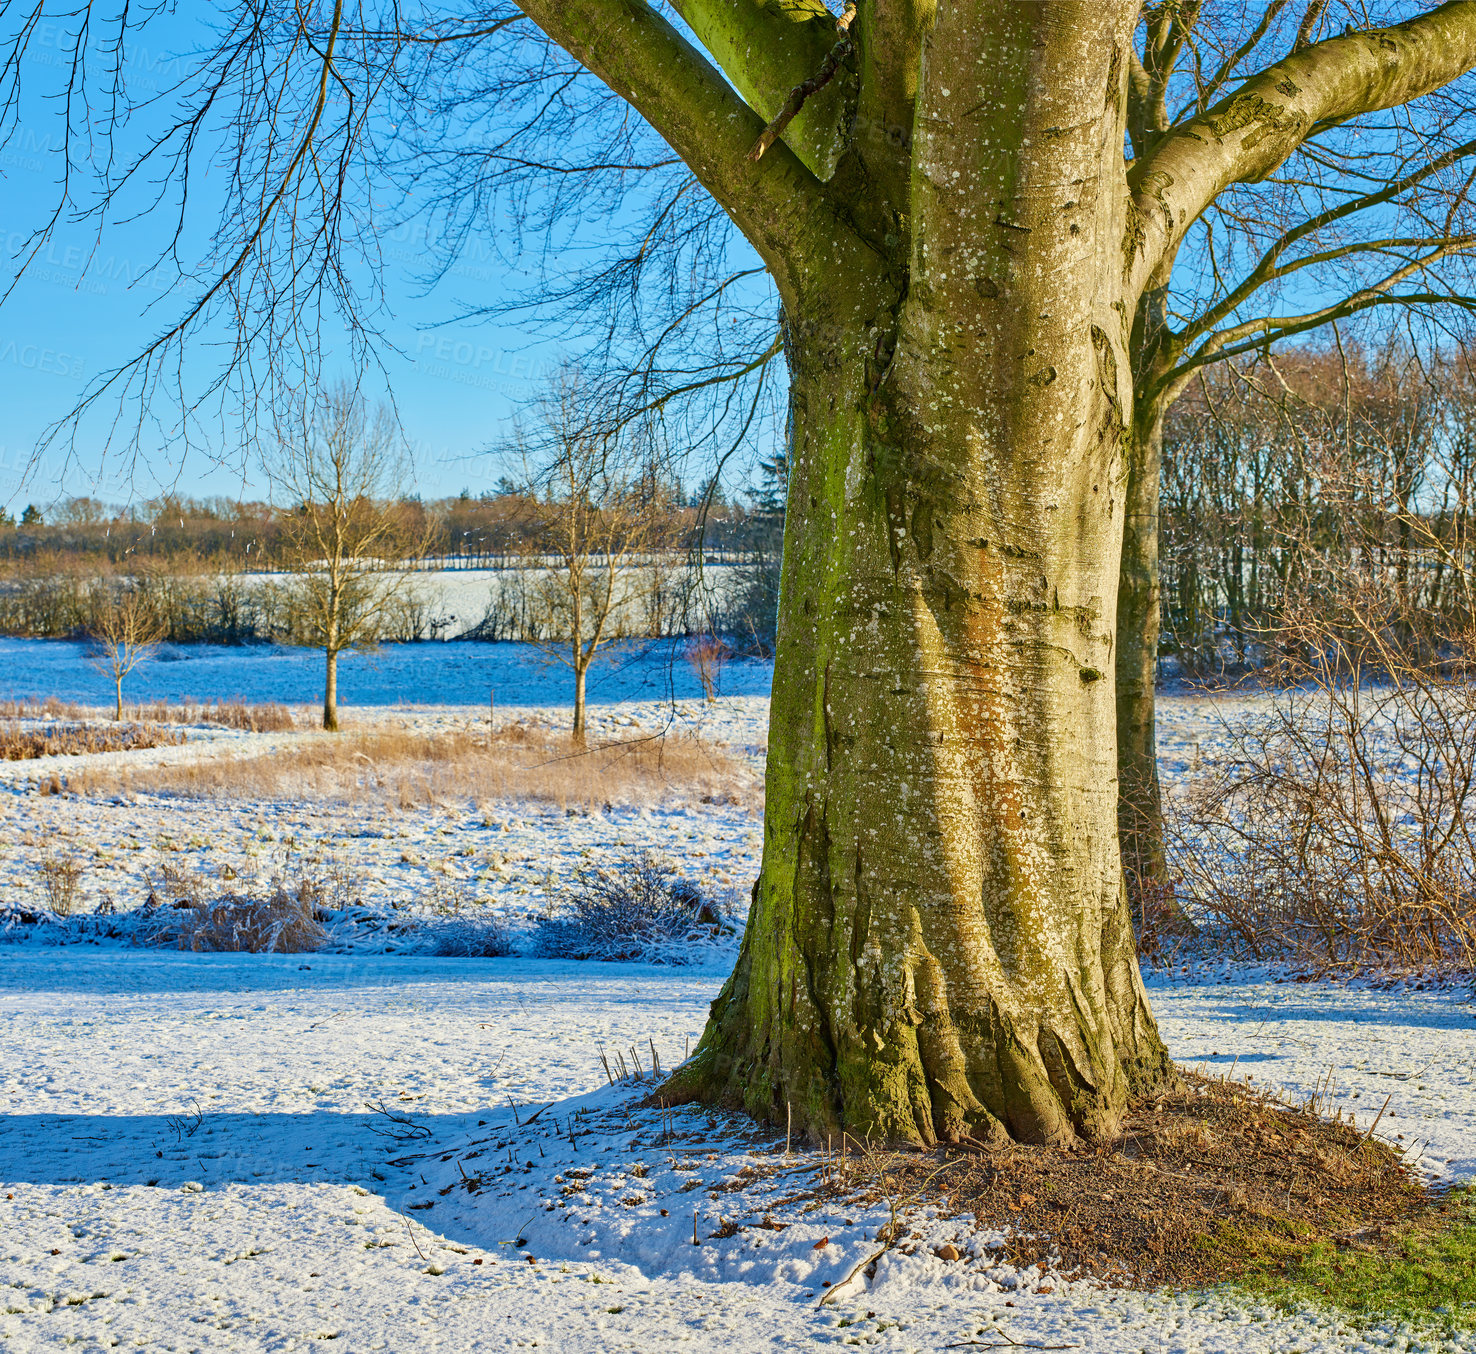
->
[1292,0,1329,52]
[1131,0,1202,153]
[849,0,932,217]
[748,2,856,163]
[515,0,873,303]
[1181,136,1476,343]
[670,0,853,176]
[1127,0,1476,299]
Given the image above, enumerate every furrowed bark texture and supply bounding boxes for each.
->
[679,3,1171,1146]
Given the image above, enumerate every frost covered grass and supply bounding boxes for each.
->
[67,720,758,812]
[0,698,761,952]
[534,849,728,962]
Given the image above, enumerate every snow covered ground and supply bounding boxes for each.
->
[0,640,1473,1350]
[0,635,775,710]
[1,953,1473,1353]
[0,694,768,933]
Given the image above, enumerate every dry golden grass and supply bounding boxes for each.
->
[0,698,94,721]
[0,720,188,760]
[0,697,295,732]
[71,721,759,811]
[132,699,297,732]
[142,882,329,953]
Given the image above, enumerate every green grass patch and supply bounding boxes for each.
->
[1225,1186,1476,1333]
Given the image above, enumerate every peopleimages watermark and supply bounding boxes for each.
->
[2,231,170,294]
[0,340,83,380]
[413,334,557,382]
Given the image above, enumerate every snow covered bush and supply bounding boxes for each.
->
[136,880,332,956]
[135,873,330,953]
[534,850,724,963]
[425,916,516,957]
[419,880,516,957]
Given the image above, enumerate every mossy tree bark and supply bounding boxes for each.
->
[514,0,1476,1143]
[693,7,1174,1146]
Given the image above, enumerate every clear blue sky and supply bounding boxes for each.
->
[0,15,603,515]
[0,188,568,514]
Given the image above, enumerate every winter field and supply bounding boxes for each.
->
[0,637,1473,1352]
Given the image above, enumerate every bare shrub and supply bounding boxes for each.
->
[38,852,85,915]
[71,722,757,811]
[418,879,516,957]
[1168,657,1476,971]
[0,720,187,760]
[534,850,723,962]
[144,861,212,908]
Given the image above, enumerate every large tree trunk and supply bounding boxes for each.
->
[678,4,1171,1146]
[1115,402,1171,935]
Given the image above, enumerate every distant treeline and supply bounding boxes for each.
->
[0,568,441,646]
[1160,341,1476,676]
[0,484,786,649]
[0,488,763,570]
[10,339,1476,673]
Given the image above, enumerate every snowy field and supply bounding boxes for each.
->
[2,955,1473,1353]
[0,638,1473,1351]
[0,635,775,710]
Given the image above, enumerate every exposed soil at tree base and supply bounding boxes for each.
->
[794,1073,1433,1290]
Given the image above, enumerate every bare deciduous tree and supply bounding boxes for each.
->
[1166,364,1476,969]
[86,587,166,720]
[266,383,426,732]
[514,369,680,742]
